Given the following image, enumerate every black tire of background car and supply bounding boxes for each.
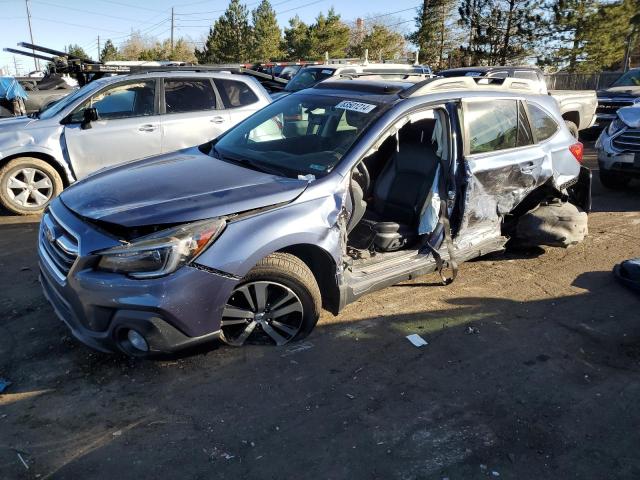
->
[564,120,579,140]
[0,157,63,215]
[599,169,631,189]
[236,252,322,342]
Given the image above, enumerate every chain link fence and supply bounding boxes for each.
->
[544,72,624,90]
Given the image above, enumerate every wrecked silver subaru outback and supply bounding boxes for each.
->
[39,76,590,356]
[596,104,640,188]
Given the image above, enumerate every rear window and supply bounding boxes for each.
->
[285,68,335,92]
[214,79,259,108]
[164,79,217,113]
[466,99,530,154]
[514,70,540,82]
[527,102,558,141]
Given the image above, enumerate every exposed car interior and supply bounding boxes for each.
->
[347,109,450,260]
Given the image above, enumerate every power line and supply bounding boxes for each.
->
[32,16,129,34]
[31,0,161,24]
[175,0,299,17]
[176,0,328,28]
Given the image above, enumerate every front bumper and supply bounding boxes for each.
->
[38,199,238,355]
[597,136,640,176]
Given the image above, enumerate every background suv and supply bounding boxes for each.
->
[0,71,271,215]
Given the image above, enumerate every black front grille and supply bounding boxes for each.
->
[596,100,634,115]
[39,211,79,279]
[612,128,640,152]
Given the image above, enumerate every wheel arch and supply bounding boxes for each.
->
[0,151,73,187]
[561,110,580,128]
[276,243,341,315]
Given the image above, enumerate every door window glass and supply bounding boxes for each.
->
[527,102,559,141]
[164,79,216,113]
[466,100,519,154]
[78,81,155,120]
[214,79,259,108]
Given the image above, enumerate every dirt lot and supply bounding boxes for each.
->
[1,146,639,480]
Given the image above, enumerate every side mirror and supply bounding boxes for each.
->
[81,107,99,130]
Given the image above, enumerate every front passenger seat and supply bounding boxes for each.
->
[359,123,440,251]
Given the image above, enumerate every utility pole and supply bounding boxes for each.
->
[25,0,40,71]
[13,56,19,76]
[170,7,175,52]
[97,35,101,62]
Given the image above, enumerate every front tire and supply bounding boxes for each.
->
[599,168,630,189]
[220,253,322,347]
[0,157,63,215]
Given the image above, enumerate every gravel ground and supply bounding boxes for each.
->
[1,146,639,480]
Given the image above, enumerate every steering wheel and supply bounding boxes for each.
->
[353,162,371,197]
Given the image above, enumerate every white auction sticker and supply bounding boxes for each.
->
[335,100,376,114]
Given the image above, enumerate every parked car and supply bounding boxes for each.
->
[592,68,640,132]
[0,71,271,214]
[438,66,597,138]
[272,63,432,99]
[39,75,590,356]
[596,104,640,188]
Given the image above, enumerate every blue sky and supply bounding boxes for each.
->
[0,0,422,74]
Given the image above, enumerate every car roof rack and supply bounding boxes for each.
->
[401,75,539,98]
[336,71,432,80]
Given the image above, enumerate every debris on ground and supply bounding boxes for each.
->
[280,342,314,357]
[466,326,480,335]
[0,378,11,393]
[346,393,355,399]
[16,452,29,470]
[492,471,501,477]
[406,334,428,347]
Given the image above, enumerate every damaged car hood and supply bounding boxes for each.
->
[60,147,309,228]
[617,105,640,128]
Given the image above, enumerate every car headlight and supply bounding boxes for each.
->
[96,218,225,279]
[607,117,625,136]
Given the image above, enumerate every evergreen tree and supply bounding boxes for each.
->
[579,0,638,72]
[283,15,312,59]
[409,0,457,68]
[547,0,598,71]
[66,44,91,60]
[458,0,541,65]
[252,0,282,61]
[99,39,119,62]
[309,8,350,58]
[196,0,253,63]
[357,24,406,61]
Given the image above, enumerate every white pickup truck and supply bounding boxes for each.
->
[438,66,597,138]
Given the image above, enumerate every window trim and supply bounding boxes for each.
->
[159,77,221,115]
[462,97,536,158]
[213,78,260,109]
[524,100,559,144]
[64,78,160,123]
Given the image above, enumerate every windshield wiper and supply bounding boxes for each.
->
[214,148,285,177]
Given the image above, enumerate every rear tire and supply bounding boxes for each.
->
[220,253,322,347]
[0,157,63,215]
[565,120,579,139]
[599,169,630,189]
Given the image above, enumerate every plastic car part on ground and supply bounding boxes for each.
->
[613,258,640,294]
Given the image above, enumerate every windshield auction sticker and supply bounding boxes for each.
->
[335,100,376,114]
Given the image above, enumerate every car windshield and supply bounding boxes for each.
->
[213,93,388,178]
[38,80,104,120]
[284,68,335,92]
[612,70,640,87]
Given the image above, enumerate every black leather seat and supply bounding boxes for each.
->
[356,123,440,252]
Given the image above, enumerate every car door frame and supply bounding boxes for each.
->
[61,77,163,179]
[457,95,548,236]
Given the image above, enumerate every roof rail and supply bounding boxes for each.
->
[402,76,539,98]
[336,71,432,80]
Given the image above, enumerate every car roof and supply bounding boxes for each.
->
[95,70,253,85]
